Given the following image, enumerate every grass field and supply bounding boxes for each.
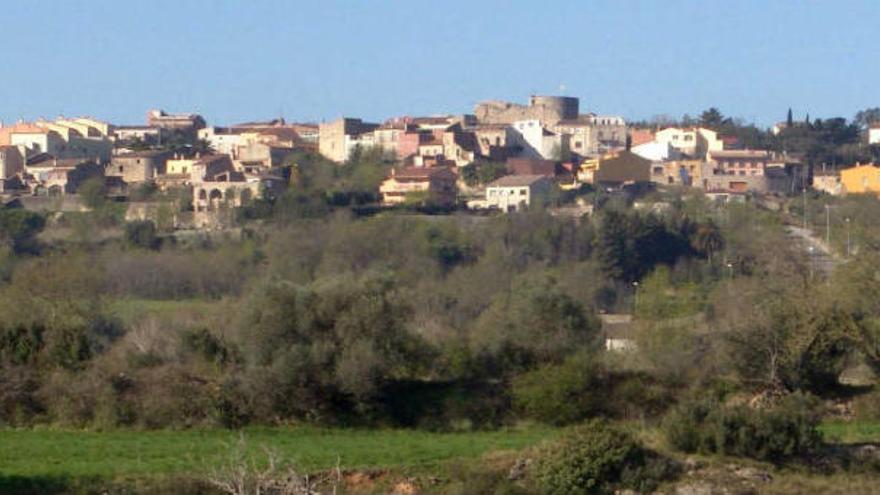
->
[0,426,556,481]
[819,421,880,443]
[1,422,878,493]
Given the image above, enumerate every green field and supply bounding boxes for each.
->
[1,422,878,493]
[819,421,880,444]
[0,426,555,480]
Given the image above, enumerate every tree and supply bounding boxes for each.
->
[690,220,724,262]
[78,177,107,210]
[854,107,880,130]
[471,276,602,373]
[238,272,422,420]
[596,210,632,281]
[699,107,726,129]
[787,108,794,127]
[716,280,856,393]
[460,161,508,187]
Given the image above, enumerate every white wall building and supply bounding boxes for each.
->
[869,125,880,145]
[485,174,553,212]
[510,120,568,160]
[631,141,682,162]
[654,127,723,158]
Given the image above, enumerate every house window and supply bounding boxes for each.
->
[118,166,123,173]
[574,141,581,149]
[520,188,527,195]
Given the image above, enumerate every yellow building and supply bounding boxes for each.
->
[841,164,880,195]
[166,157,196,175]
[576,157,600,184]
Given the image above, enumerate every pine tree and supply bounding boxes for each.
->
[787,108,793,127]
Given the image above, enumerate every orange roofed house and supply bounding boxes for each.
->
[380,167,458,207]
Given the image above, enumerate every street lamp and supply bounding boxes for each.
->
[726,262,733,279]
[632,281,639,314]
[807,246,815,279]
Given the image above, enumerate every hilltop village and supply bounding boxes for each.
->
[4,96,876,230]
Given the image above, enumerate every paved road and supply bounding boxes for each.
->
[785,225,841,276]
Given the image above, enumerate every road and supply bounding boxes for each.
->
[785,225,841,276]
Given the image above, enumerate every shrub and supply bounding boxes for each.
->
[606,373,677,421]
[125,220,160,250]
[512,351,604,425]
[662,396,719,454]
[662,392,823,463]
[533,419,677,495]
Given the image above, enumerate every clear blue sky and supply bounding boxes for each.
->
[3,0,877,127]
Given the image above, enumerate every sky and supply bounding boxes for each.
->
[2,0,878,128]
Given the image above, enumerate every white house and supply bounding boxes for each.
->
[631,141,682,162]
[654,127,723,158]
[510,120,568,160]
[869,124,880,145]
[485,174,553,212]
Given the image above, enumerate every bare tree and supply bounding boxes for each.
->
[208,434,341,495]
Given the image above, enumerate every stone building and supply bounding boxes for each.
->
[318,118,379,162]
[235,142,293,173]
[146,109,206,132]
[473,124,516,160]
[0,145,24,180]
[40,160,104,195]
[475,95,579,127]
[812,170,842,196]
[706,150,770,177]
[108,150,172,184]
[650,160,704,187]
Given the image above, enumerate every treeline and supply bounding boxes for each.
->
[0,192,727,429]
[633,106,880,166]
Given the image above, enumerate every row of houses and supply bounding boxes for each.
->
[7,97,874,225]
[0,110,305,216]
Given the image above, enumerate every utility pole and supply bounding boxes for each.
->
[825,205,830,246]
[802,187,807,230]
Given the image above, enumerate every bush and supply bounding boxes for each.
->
[0,209,45,254]
[662,392,823,463]
[512,351,604,425]
[125,220,160,250]
[853,389,880,421]
[533,419,677,495]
